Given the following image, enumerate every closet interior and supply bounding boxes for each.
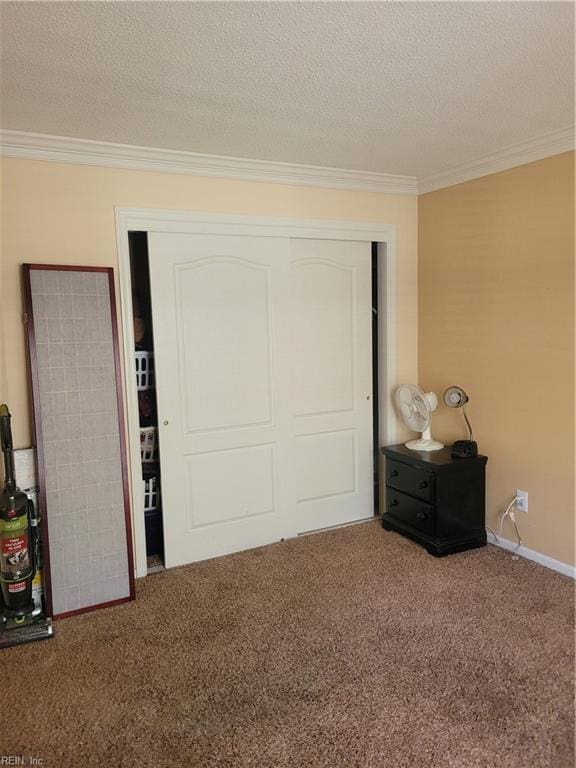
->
[129,232,163,570]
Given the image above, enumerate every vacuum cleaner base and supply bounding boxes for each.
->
[0,615,53,649]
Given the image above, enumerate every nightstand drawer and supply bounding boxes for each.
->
[386,459,434,503]
[386,490,435,536]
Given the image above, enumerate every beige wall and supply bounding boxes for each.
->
[4,153,572,567]
[419,152,575,566]
[0,157,418,452]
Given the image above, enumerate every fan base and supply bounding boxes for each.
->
[405,438,444,452]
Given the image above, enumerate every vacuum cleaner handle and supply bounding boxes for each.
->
[0,404,12,452]
[28,499,38,579]
[0,404,16,491]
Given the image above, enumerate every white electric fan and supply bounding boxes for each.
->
[394,385,444,451]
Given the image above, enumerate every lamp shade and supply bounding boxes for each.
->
[443,386,469,408]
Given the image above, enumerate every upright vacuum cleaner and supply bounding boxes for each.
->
[0,404,53,648]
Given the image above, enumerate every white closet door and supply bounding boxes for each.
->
[290,239,373,533]
[148,232,373,568]
[149,233,294,568]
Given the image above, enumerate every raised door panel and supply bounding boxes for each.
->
[185,443,276,528]
[295,429,356,503]
[175,258,273,434]
[292,260,354,417]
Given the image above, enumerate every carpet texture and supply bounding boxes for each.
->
[2,521,574,768]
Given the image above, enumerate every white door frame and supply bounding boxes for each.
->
[115,208,397,578]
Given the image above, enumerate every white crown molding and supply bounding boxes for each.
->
[0,129,417,195]
[2,127,572,196]
[487,530,575,580]
[418,127,575,194]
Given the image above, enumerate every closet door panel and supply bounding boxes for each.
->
[148,233,294,568]
[290,239,373,533]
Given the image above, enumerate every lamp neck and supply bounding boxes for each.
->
[462,405,473,441]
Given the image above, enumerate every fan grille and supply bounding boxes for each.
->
[395,385,430,432]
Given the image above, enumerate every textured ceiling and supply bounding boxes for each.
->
[0,2,573,178]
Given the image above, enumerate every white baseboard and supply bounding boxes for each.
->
[486,530,575,579]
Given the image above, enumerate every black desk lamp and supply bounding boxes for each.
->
[443,386,478,458]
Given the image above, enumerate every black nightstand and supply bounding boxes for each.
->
[381,444,488,557]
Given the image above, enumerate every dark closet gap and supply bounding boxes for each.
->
[371,242,380,516]
[128,232,164,571]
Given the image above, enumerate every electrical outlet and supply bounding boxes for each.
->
[516,489,528,513]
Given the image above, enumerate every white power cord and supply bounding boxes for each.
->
[494,496,523,559]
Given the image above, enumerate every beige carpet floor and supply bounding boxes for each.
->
[2,521,574,768]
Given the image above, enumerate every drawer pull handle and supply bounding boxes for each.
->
[390,469,399,478]
[419,480,428,489]
[416,511,428,520]
[390,499,398,507]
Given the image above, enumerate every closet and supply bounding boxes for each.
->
[125,223,381,574]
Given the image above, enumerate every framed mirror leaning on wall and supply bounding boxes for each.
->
[23,264,135,618]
